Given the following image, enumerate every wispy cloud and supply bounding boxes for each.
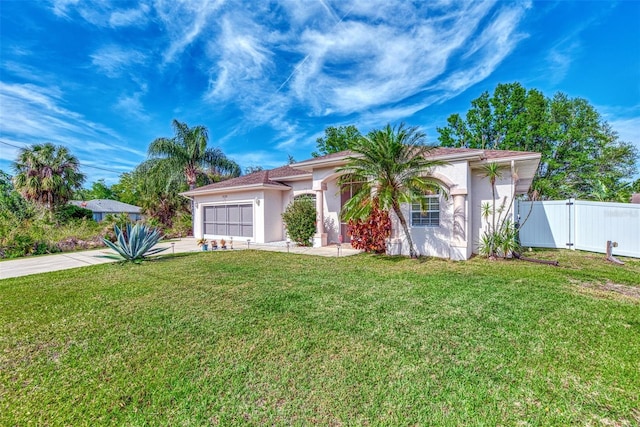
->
[206,16,273,100]
[90,45,148,78]
[154,0,226,64]
[202,0,531,151]
[109,4,151,28]
[51,0,150,28]
[0,82,145,177]
[115,92,151,122]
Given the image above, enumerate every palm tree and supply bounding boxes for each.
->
[148,119,240,193]
[12,143,85,211]
[337,123,446,258]
[481,162,503,235]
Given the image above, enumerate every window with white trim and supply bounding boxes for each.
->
[203,204,253,237]
[411,194,440,227]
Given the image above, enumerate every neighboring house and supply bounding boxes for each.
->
[182,148,541,260]
[69,199,143,222]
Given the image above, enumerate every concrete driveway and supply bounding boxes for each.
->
[0,238,361,280]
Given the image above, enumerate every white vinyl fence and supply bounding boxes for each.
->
[516,199,640,258]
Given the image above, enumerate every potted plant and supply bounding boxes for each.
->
[210,239,218,250]
[197,238,208,251]
[220,238,227,249]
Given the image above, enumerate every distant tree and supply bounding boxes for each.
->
[12,143,85,211]
[111,172,142,206]
[75,179,115,201]
[437,82,638,200]
[312,125,362,157]
[338,123,446,258]
[244,166,264,175]
[287,154,296,165]
[632,178,640,194]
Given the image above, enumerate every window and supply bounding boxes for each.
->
[203,204,253,237]
[411,194,440,227]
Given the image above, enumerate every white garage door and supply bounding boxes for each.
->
[203,204,253,237]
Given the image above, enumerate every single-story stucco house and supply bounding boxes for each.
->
[69,199,143,222]
[182,148,541,260]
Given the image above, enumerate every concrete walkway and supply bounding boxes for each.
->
[0,238,362,280]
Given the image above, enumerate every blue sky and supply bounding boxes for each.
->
[1,0,639,185]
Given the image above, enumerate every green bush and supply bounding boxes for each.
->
[55,204,94,222]
[166,211,192,238]
[0,211,104,258]
[282,196,316,246]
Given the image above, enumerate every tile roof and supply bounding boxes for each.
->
[188,165,309,192]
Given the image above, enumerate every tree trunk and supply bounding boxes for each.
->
[393,202,418,258]
[491,178,497,257]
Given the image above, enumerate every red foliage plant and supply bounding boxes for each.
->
[347,199,391,253]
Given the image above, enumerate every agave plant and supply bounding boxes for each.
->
[103,223,168,263]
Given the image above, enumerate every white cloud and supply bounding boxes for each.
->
[90,45,148,78]
[50,0,80,18]
[51,0,150,28]
[206,16,273,99]
[115,92,151,122]
[109,4,151,28]
[190,0,532,157]
[610,116,640,145]
[154,0,226,64]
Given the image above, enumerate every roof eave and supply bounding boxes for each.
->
[181,183,291,196]
[470,153,542,167]
[272,173,312,181]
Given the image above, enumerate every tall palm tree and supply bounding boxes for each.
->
[337,123,446,258]
[12,143,85,211]
[148,119,240,193]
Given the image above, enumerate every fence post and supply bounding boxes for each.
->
[566,198,575,250]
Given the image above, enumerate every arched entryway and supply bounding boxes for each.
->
[339,181,362,243]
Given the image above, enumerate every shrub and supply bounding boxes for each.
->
[55,204,94,222]
[282,196,316,246]
[102,223,168,263]
[347,199,391,253]
[166,212,192,238]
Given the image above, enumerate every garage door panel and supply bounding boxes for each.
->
[216,206,227,221]
[228,224,240,236]
[228,206,240,222]
[241,205,253,221]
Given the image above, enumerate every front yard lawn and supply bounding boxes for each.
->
[1,250,639,425]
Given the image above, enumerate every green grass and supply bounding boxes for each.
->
[1,250,639,425]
